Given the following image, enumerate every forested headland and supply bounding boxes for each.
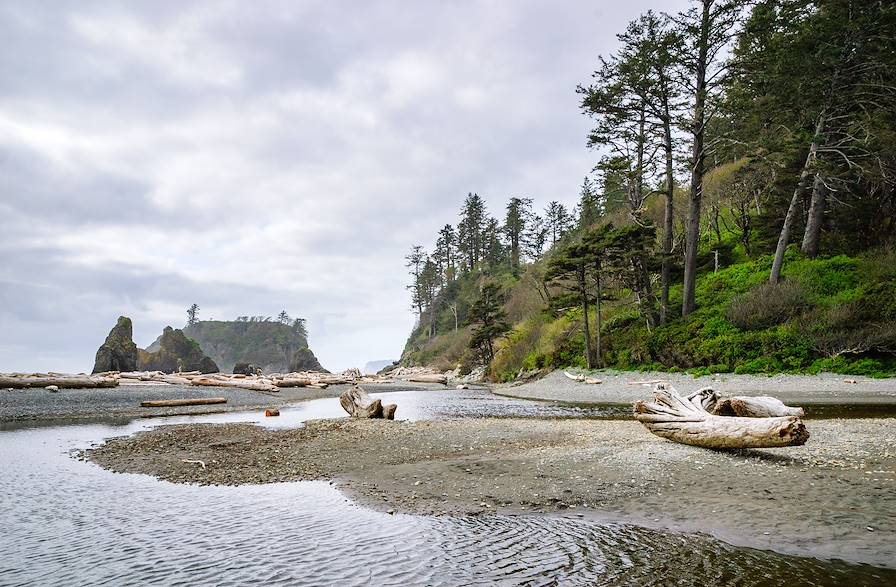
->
[400,0,896,380]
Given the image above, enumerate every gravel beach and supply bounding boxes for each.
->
[496,369,896,405]
[86,414,896,567]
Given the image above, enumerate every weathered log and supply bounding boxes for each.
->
[271,378,311,388]
[711,395,805,418]
[0,374,119,389]
[634,384,809,449]
[141,397,227,408]
[404,374,449,385]
[339,386,396,419]
[563,371,602,385]
[190,376,279,392]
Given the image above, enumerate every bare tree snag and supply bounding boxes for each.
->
[634,384,809,449]
[140,398,227,408]
[339,386,396,420]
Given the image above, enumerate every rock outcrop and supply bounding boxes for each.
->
[149,319,325,373]
[138,326,219,374]
[289,347,327,373]
[92,316,139,373]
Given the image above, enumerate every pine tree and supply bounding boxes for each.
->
[457,193,487,272]
[187,303,200,326]
[467,282,509,364]
[576,177,601,229]
[504,197,533,275]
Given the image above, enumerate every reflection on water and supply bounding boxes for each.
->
[1,391,894,586]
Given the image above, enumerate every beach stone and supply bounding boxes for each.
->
[46,385,59,392]
[92,316,139,374]
[265,409,280,417]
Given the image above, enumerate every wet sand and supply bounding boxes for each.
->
[86,415,896,568]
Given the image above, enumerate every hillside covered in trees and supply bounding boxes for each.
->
[400,0,896,380]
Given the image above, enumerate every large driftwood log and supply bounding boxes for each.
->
[404,374,448,385]
[191,376,279,392]
[634,384,809,449]
[339,386,396,420]
[0,374,119,389]
[563,371,602,384]
[140,397,227,408]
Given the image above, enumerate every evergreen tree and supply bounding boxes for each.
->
[187,303,200,326]
[576,177,601,229]
[457,193,487,272]
[405,245,427,317]
[544,201,573,244]
[467,282,509,364]
[504,197,533,275]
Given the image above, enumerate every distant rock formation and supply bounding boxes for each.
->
[138,326,219,374]
[92,316,139,373]
[233,362,262,375]
[151,319,326,373]
[289,347,327,373]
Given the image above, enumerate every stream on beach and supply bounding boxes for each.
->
[1,388,893,586]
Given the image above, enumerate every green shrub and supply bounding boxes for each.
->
[726,281,810,330]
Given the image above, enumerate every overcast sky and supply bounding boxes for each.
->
[0,0,686,373]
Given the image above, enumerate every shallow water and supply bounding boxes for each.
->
[1,390,893,586]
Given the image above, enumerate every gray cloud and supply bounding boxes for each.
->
[1,0,685,372]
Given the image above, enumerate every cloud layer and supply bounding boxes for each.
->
[0,0,683,372]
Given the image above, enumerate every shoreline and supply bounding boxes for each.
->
[84,414,896,569]
[493,369,896,405]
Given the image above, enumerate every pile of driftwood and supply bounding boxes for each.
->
[2,365,454,392]
[339,386,397,419]
[634,384,809,449]
[564,371,602,385]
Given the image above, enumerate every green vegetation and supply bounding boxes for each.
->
[400,0,895,380]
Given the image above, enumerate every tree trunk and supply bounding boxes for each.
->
[578,265,594,369]
[141,398,227,408]
[0,374,119,389]
[660,117,674,325]
[634,384,809,449]
[770,115,825,284]
[801,174,827,258]
[595,261,603,368]
[682,0,711,317]
[339,386,396,419]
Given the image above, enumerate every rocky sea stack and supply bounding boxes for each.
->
[138,326,219,374]
[289,347,326,372]
[92,316,139,373]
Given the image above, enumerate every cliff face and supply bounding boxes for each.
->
[138,326,219,373]
[153,320,325,374]
[92,316,139,373]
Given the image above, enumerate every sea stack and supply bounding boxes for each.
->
[92,316,139,373]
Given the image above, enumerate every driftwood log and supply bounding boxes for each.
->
[634,384,809,449]
[191,376,279,392]
[140,397,227,408]
[710,395,805,418]
[339,386,396,420]
[564,371,602,384]
[403,374,449,385]
[0,374,119,389]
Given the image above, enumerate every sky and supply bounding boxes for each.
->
[0,0,687,373]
